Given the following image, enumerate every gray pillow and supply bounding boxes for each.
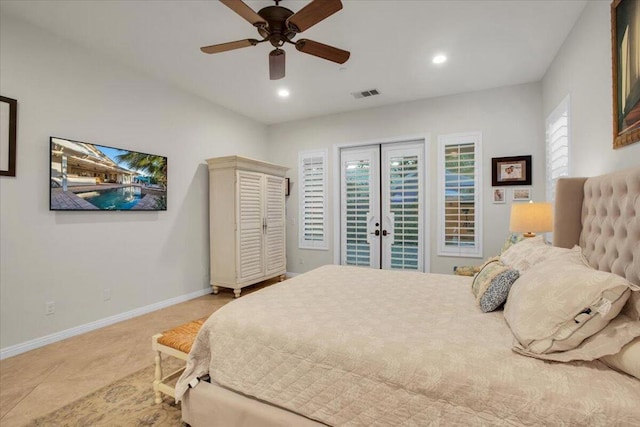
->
[479,269,520,313]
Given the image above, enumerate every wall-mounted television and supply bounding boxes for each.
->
[50,137,167,211]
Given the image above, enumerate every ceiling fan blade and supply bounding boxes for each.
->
[295,39,350,64]
[269,49,286,80]
[287,0,342,32]
[219,0,267,27]
[200,39,259,54]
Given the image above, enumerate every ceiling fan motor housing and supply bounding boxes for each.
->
[257,6,297,47]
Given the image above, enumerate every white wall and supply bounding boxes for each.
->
[0,15,267,351]
[543,0,640,175]
[268,83,545,275]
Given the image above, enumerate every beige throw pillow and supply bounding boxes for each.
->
[600,337,640,380]
[499,235,569,273]
[504,247,640,361]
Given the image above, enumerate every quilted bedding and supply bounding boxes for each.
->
[176,265,640,426]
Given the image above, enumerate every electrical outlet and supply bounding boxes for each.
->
[45,301,55,315]
[102,288,111,301]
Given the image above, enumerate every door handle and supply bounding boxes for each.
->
[382,230,390,236]
[370,230,380,236]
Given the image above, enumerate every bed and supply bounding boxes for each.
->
[176,166,640,426]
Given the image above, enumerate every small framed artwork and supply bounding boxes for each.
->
[512,188,531,202]
[611,0,640,149]
[492,188,506,204]
[0,96,17,177]
[491,155,532,186]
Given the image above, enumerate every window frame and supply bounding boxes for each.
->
[298,149,329,250]
[545,95,571,203]
[437,132,483,258]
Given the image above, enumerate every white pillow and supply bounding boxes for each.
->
[499,235,569,273]
[504,246,639,360]
[600,338,640,380]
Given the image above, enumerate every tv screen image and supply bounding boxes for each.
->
[50,137,167,211]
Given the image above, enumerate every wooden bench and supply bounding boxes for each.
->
[152,317,206,404]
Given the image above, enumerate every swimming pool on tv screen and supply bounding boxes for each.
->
[77,187,143,210]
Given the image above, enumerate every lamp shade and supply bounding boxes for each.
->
[509,201,553,237]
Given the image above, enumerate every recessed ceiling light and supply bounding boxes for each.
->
[432,54,447,64]
[277,89,290,98]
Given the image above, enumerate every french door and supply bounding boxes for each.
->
[340,141,425,271]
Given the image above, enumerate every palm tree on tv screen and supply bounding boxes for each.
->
[115,151,167,185]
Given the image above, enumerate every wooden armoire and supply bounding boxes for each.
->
[206,156,288,297]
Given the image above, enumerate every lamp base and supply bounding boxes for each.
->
[523,232,536,238]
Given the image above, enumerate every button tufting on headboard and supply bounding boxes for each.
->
[578,166,640,286]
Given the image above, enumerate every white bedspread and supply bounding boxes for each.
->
[176,265,640,426]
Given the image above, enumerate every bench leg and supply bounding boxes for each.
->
[154,351,163,404]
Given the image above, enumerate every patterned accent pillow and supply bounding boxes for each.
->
[471,259,508,300]
[453,265,480,277]
[479,269,520,313]
[500,233,525,254]
[499,235,569,273]
[504,247,640,360]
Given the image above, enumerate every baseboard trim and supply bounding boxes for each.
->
[0,288,212,360]
[286,271,299,277]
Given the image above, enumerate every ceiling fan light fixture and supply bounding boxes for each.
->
[432,54,447,64]
[204,0,350,79]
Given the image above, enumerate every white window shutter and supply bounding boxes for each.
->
[437,133,482,258]
[546,96,570,202]
[298,150,328,250]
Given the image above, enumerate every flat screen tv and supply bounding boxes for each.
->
[50,137,167,211]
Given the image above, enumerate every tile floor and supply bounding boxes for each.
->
[0,282,273,426]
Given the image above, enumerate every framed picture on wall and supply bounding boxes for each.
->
[491,155,532,186]
[512,188,531,202]
[492,188,506,204]
[0,96,17,177]
[612,0,640,149]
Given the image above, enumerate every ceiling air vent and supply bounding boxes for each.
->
[351,89,380,99]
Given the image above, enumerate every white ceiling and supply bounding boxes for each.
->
[1,0,587,125]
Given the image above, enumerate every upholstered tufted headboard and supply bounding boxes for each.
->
[553,166,640,286]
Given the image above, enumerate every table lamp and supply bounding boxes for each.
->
[509,201,553,238]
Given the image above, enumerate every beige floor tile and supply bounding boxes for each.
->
[0,280,275,426]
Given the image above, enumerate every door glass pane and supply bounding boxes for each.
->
[388,155,419,270]
[344,159,371,266]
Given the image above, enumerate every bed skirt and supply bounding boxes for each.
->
[182,381,326,427]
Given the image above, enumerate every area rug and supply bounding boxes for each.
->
[26,359,185,427]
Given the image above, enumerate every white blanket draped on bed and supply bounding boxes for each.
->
[176,265,640,426]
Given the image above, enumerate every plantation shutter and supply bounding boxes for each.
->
[298,150,328,250]
[343,157,373,266]
[546,96,570,202]
[438,133,482,258]
[386,153,420,270]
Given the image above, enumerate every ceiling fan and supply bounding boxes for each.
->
[201,0,350,80]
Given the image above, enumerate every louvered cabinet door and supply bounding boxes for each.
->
[236,170,265,282]
[263,175,286,276]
